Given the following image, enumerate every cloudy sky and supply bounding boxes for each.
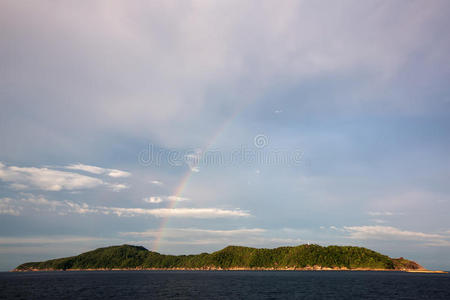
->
[1,0,450,271]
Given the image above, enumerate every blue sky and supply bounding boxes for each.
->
[1,0,450,271]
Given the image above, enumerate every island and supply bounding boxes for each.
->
[13,244,445,272]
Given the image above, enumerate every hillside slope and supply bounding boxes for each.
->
[14,244,425,271]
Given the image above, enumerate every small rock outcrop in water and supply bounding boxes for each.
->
[13,244,428,272]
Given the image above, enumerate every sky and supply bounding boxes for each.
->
[1,0,450,271]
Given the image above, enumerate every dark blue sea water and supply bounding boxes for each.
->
[1,270,449,299]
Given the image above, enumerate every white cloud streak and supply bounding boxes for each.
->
[66,163,131,178]
[101,207,250,218]
[143,195,190,204]
[0,194,249,219]
[143,197,163,204]
[343,225,446,241]
[107,183,129,192]
[0,163,103,191]
[0,162,129,192]
[367,211,396,216]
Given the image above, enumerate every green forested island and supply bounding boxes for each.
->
[14,244,428,272]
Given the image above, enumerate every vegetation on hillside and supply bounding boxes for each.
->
[15,244,423,271]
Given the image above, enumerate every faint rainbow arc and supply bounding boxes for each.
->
[151,108,243,252]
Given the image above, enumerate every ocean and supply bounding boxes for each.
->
[1,270,449,299]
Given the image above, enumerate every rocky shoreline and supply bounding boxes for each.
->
[12,266,447,273]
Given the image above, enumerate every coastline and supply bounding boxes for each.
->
[12,267,448,273]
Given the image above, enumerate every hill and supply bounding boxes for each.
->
[14,244,427,271]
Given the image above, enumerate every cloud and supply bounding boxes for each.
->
[143,196,163,204]
[190,167,200,173]
[343,225,445,241]
[368,211,394,216]
[65,201,99,214]
[107,183,129,192]
[0,194,76,215]
[150,180,163,186]
[107,170,131,178]
[0,162,130,192]
[185,151,201,173]
[54,201,250,218]
[22,193,64,211]
[65,164,105,175]
[66,163,131,178]
[0,194,249,219]
[100,207,250,218]
[1,194,93,215]
[143,195,190,204]
[0,163,103,191]
[0,198,21,216]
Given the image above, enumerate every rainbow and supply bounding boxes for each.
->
[151,107,245,251]
[151,170,192,251]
